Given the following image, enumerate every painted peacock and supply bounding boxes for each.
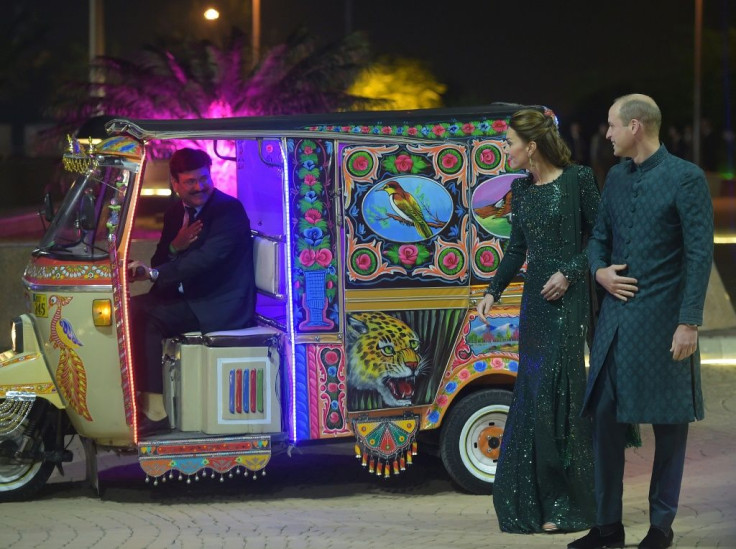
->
[48,295,92,421]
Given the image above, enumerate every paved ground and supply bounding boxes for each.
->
[0,363,734,549]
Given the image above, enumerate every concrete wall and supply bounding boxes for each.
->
[0,242,36,349]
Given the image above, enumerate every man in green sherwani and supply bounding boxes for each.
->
[569,95,713,549]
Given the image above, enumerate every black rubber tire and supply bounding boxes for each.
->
[439,388,512,494]
[0,401,57,502]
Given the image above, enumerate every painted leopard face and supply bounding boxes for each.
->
[346,312,424,407]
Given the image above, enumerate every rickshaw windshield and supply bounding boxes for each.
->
[36,162,132,260]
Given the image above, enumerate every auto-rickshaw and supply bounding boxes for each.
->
[0,104,542,500]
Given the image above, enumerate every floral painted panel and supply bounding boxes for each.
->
[287,139,340,333]
[343,143,469,288]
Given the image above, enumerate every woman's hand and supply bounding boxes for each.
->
[541,271,570,301]
[476,293,495,323]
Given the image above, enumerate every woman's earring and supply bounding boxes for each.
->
[528,155,534,170]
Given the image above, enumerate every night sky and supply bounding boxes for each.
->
[2,0,734,133]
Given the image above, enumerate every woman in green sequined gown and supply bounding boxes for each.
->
[476,110,600,533]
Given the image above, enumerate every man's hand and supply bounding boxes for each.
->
[170,219,203,254]
[476,294,495,324]
[127,260,152,281]
[595,264,638,301]
[541,271,570,301]
[671,324,698,361]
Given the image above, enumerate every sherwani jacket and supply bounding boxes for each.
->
[150,188,256,333]
[584,145,713,424]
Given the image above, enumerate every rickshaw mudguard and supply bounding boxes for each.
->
[0,314,64,409]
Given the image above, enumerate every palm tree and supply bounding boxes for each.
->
[48,28,373,149]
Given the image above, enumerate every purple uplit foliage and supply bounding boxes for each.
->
[48,30,373,194]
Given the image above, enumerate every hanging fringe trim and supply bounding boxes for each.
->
[351,413,419,478]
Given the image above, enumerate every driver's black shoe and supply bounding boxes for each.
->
[137,415,171,437]
[567,523,625,549]
[638,527,674,549]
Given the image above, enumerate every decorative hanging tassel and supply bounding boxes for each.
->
[369,457,375,474]
[354,444,361,459]
[400,455,406,471]
[361,453,367,467]
[376,460,383,476]
[412,441,418,456]
[407,450,413,465]
[393,459,399,475]
[384,462,391,479]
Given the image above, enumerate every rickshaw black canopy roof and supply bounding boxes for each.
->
[106,103,548,142]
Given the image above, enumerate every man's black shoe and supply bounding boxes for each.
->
[638,527,674,549]
[567,523,625,549]
[138,415,171,437]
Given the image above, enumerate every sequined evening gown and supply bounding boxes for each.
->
[486,165,599,533]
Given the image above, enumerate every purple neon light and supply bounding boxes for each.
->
[280,138,298,442]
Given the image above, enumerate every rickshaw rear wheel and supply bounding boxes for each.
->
[439,388,512,495]
[0,400,56,502]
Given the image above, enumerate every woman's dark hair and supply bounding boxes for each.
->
[509,109,572,168]
[169,148,212,179]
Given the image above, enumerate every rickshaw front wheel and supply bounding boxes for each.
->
[0,400,56,502]
[439,388,512,495]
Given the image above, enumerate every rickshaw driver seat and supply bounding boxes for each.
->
[161,233,284,436]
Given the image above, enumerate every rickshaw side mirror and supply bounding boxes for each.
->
[42,193,54,222]
[78,193,97,231]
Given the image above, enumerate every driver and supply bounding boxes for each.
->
[128,148,256,435]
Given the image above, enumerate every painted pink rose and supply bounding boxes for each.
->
[294,280,300,289]
[324,350,339,365]
[458,369,470,380]
[436,394,448,406]
[304,174,317,186]
[480,250,495,267]
[265,144,274,153]
[432,124,446,137]
[305,208,322,224]
[381,126,392,134]
[441,153,459,169]
[356,252,372,270]
[398,244,419,266]
[327,280,334,289]
[316,248,333,267]
[395,154,413,172]
[407,127,418,136]
[353,155,369,172]
[491,357,504,370]
[442,251,459,269]
[361,126,370,134]
[341,126,350,132]
[327,382,338,392]
[462,122,475,134]
[329,411,340,424]
[303,146,313,154]
[299,249,316,267]
[492,120,508,132]
[480,148,496,164]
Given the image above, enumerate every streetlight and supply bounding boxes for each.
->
[204,8,220,21]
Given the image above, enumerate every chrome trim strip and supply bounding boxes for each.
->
[23,281,113,293]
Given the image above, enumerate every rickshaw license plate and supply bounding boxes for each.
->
[33,293,48,318]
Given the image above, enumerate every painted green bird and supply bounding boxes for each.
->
[381,180,433,239]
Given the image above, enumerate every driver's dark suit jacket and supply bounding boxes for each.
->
[150,188,256,333]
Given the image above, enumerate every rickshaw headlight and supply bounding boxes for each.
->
[11,318,23,353]
[92,299,112,327]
